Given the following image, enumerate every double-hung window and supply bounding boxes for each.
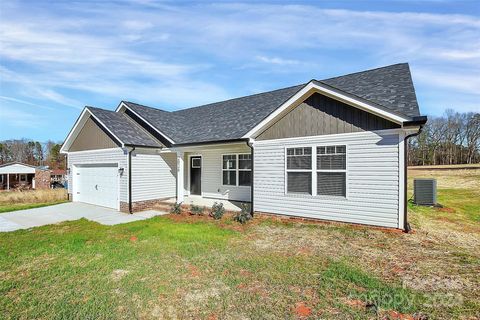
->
[238,154,252,186]
[222,154,252,186]
[286,145,346,197]
[222,155,237,186]
[286,147,312,194]
[317,145,346,197]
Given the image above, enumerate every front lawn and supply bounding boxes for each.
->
[0,168,478,319]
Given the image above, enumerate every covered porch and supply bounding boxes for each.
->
[0,163,38,190]
[170,141,253,209]
[0,173,35,190]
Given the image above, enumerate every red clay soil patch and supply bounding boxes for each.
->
[383,310,415,320]
[436,207,456,213]
[293,302,312,317]
[187,265,201,277]
[129,236,138,242]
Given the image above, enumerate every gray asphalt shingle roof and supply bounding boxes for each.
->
[120,63,421,145]
[123,84,304,144]
[87,107,163,148]
[320,63,420,118]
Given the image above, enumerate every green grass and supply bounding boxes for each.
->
[408,186,480,224]
[0,216,431,319]
[0,168,479,319]
[0,200,69,213]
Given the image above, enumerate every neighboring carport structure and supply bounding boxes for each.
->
[0,162,50,190]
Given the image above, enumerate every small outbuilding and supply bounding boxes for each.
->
[0,162,51,190]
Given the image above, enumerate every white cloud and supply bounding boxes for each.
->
[256,56,299,65]
[0,1,479,116]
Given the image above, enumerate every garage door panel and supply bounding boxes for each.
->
[74,164,119,209]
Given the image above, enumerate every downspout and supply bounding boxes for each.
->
[246,138,254,216]
[403,128,423,232]
[128,147,136,214]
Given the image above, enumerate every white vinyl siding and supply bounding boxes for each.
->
[254,130,401,228]
[184,144,251,202]
[67,148,128,203]
[131,150,177,202]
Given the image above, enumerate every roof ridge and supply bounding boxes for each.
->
[86,105,115,113]
[172,83,306,114]
[321,62,409,82]
[122,100,170,113]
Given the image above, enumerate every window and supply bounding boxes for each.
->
[191,158,201,168]
[285,145,347,197]
[238,154,252,186]
[222,154,252,186]
[20,174,27,182]
[317,145,346,197]
[286,147,312,194]
[222,155,236,186]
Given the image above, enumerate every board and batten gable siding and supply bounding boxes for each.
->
[70,117,118,152]
[253,130,401,228]
[67,148,128,203]
[131,149,177,202]
[183,144,251,202]
[256,93,400,141]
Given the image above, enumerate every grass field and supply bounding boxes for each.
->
[0,168,478,319]
[0,189,68,213]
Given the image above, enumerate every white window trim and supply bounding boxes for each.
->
[221,153,252,187]
[284,143,349,199]
[285,147,313,195]
[316,145,347,197]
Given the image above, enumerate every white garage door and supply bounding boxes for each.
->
[73,164,118,209]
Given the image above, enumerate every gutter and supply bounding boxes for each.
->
[128,147,136,214]
[246,138,254,216]
[403,116,428,127]
[172,138,248,148]
[403,121,426,232]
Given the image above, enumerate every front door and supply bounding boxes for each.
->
[190,156,201,195]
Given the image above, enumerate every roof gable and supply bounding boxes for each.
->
[115,63,421,146]
[321,63,420,118]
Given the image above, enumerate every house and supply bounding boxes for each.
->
[0,162,51,190]
[60,63,427,230]
[50,169,67,184]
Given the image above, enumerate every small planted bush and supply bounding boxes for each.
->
[210,202,225,220]
[234,203,252,224]
[170,203,182,214]
[190,205,205,215]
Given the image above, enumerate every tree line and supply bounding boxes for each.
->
[0,139,65,169]
[408,110,480,166]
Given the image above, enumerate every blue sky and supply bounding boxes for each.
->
[1,0,479,142]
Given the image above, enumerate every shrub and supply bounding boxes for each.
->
[190,205,205,215]
[170,203,182,214]
[210,202,225,220]
[234,203,252,224]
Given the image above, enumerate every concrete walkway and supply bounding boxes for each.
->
[0,202,168,232]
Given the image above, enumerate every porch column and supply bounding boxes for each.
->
[176,151,184,203]
[7,174,9,190]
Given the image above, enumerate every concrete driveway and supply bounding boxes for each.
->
[0,202,168,232]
